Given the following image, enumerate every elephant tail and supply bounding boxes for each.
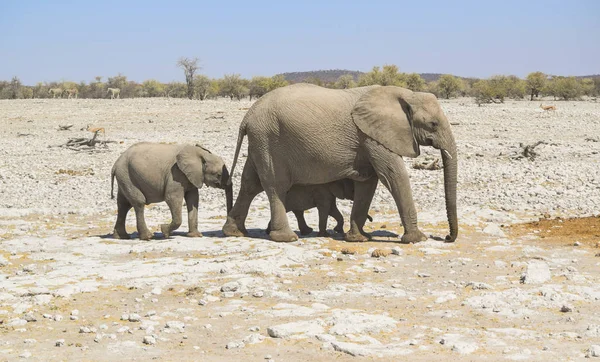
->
[110,165,116,199]
[228,118,248,185]
[367,213,373,222]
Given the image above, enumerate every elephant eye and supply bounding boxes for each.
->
[430,121,439,129]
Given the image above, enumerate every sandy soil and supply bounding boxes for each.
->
[0,97,599,361]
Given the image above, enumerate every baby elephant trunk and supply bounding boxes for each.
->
[221,167,233,213]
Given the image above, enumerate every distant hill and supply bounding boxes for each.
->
[277,70,600,84]
[277,69,363,84]
[277,70,473,84]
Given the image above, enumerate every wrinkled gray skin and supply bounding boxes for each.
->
[111,142,232,240]
[223,84,458,244]
[266,179,366,237]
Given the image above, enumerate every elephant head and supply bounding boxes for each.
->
[176,145,233,213]
[352,86,458,242]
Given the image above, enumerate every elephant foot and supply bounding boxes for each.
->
[112,229,130,240]
[317,230,332,238]
[345,231,370,243]
[223,217,247,237]
[269,229,298,243]
[139,231,153,240]
[333,224,344,234]
[187,230,203,238]
[160,224,172,239]
[299,227,314,236]
[401,230,428,244]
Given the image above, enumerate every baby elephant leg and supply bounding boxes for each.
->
[185,189,202,237]
[292,210,313,235]
[329,200,345,234]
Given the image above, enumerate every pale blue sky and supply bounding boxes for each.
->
[1,0,598,85]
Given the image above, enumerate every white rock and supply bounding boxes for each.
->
[267,320,324,338]
[391,247,403,255]
[165,320,185,333]
[221,281,239,292]
[521,260,551,284]
[483,223,506,237]
[226,341,245,349]
[466,282,493,290]
[143,335,156,345]
[151,287,162,295]
[242,333,265,344]
[55,339,65,347]
[128,313,141,322]
[19,351,32,358]
[253,290,264,298]
[587,345,600,358]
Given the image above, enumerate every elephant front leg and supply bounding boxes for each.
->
[366,141,427,244]
[292,210,313,236]
[346,177,377,242]
[161,193,183,239]
[185,189,202,237]
[112,192,131,239]
[223,160,263,237]
[133,204,153,240]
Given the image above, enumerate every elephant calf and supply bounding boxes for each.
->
[266,179,372,237]
[110,142,232,240]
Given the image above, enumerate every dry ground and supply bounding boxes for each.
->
[1,97,599,361]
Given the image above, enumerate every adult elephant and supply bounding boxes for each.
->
[223,84,458,244]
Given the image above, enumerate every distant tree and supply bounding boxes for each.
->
[248,76,270,100]
[142,79,165,97]
[525,72,546,100]
[579,78,595,97]
[107,74,133,98]
[9,76,22,99]
[21,87,33,99]
[220,74,247,100]
[165,82,187,98]
[268,75,288,91]
[547,76,581,100]
[358,66,382,86]
[438,74,463,99]
[472,80,502,105]
[334,74,356,89]
[405,73,425,91]
[359,65,407,87]
[177,57,200,100]
[193,75,212,100]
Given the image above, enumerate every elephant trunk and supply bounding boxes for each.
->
[441,141,458,242]
[221,167,233,214]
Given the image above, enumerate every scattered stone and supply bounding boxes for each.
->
[252,290,264,298]
[120,314,129,321]
[391,247,403,255]
[226,341,245,349]
[243,333,265,344]
[79,326,96,333]
[560,305,573,313]
[23,339,36,344]
[371,249,390,258]
[94,334,102,343]
[418,272,431,278]
[267,320,325,338]
[249,326,260,332]
[340,248,357,255]
[145,311,156,317]
[520,260,551,284]
[71,310,79,316]
[19,351,32,358]
[374,266,387,273]
[466,282,493,290]
[587,345,600,358]
[143,335,156,345]
[483,223,506,237]
[221,282,239,293]
[151,287,162,295]
[53,315,63,322]
[128,313,141,322]
[198,299,208,306]
[55,339,65,347]
[165,321,185,333]
[23,312,37,322]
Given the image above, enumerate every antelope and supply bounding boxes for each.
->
[107,88,121,99]
[65,88,78,99]
[540,103,556,113]
[86,124,106,143]
[48,88,63,98]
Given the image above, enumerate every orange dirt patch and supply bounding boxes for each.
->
[509,216,600,247]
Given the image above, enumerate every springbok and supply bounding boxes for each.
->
[86,124,106,143]
[65,88,78,99]
[540,103,556,114]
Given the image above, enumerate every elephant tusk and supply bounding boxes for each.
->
[442,149,453,160]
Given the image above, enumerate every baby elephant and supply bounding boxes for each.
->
[111,142,232,240]
[266,179,372,237]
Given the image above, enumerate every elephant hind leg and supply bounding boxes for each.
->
[223,160,263,237]
[293,210,313,236]
[113,191,132,239]
[133,204,153,240]
[329,200,345,234]
[266,185,298,242]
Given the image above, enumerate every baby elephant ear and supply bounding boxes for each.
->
[352,86,420,158]
[176,145,205,189]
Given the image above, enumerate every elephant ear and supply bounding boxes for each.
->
[351,86,420,157]
[176,145,205,189]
